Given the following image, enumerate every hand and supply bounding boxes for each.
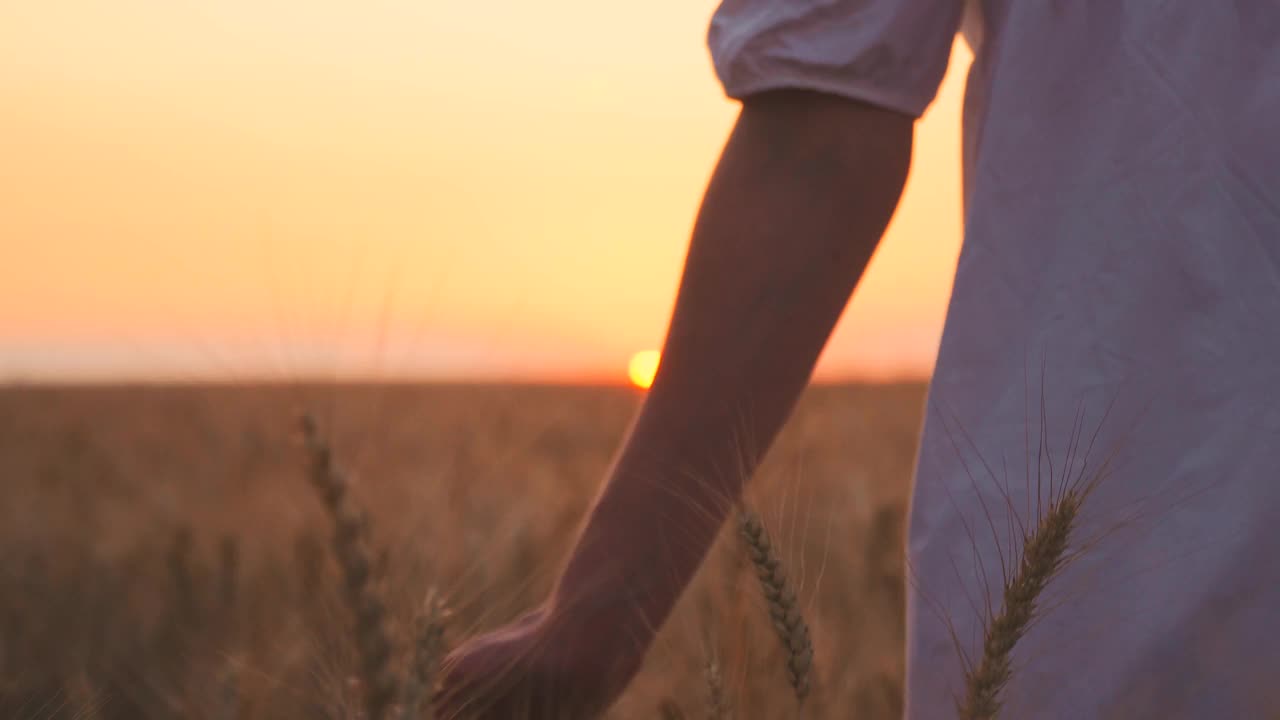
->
[434,604,644,720]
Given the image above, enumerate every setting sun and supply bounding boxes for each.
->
[627,350,661,389]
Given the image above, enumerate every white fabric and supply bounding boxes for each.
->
[708,0,964,117]
[710,2,1280,717]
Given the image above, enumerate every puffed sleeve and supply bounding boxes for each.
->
[708,0,965,118]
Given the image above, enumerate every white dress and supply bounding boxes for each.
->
[709,2,1280,717]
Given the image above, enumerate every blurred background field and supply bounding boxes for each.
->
[0,381,925,719]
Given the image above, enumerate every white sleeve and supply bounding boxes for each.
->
[708,0,965,118]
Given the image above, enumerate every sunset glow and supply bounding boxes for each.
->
[0,3,971,383]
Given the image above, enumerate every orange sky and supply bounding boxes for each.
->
[0,2,972,384]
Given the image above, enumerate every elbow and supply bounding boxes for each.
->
[736,88,915,198]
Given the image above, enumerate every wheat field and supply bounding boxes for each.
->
[0,382,929,719]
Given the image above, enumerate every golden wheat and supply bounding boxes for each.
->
[298,412,399,720]
[705,654,729,720]
[2,382,931,719]
[400,586,450,720]
[738,510,814,705]
[958,489,1082,720]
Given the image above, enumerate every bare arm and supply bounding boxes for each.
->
[549,89,914,659]
[438,89,914,719]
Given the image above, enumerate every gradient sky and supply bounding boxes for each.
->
[0,2,973,384]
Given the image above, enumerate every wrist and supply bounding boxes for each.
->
[546,579,657,659]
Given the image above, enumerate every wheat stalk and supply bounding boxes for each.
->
[400,587,450,720]
[298,412,398,720]
[659,698,688,720]
[218,534,239,615]
[167,525,198,625]
[704,654,729,720]
[958,489,1082,720]
[738,510,814,705]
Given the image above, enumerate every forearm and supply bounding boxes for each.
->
[548,90,914,656]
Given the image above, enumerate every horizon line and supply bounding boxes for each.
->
[0,373,932,389]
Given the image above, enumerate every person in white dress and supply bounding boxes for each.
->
[438,3,1280,717]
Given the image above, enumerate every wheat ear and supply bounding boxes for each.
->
[298,412,398,720]
[958,489,1082,720]
[704,654,729,720]
[399,587,450,720]
[738,510,814,704]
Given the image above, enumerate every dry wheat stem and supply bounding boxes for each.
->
[958,489,1082,720]
[738,510,814,705]
[298,412,398,720]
